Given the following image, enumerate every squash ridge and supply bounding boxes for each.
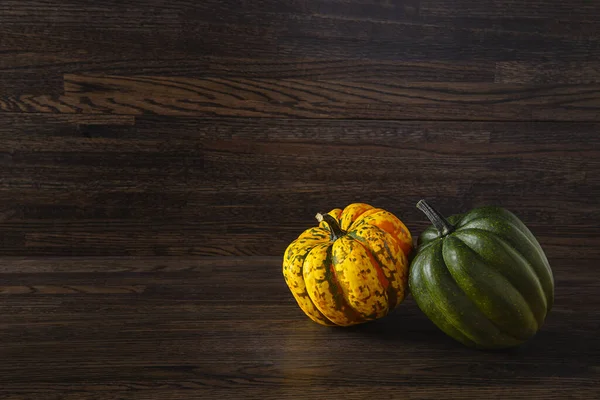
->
[440,237,528,341]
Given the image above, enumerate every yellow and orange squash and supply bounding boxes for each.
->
[282,203,413,326]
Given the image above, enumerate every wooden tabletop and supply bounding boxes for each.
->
[3,0,600,398]
[1,256,599,399]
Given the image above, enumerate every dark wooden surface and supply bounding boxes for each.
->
[2,0,600,398]
[1,256,599,399]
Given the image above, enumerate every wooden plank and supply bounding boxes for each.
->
[62,75,600,106]
[0,55,495,82]
[1,76,600,120]
[0,113,135,128]
[496,62,600,84]
[420,0,600,19]
[0,71,63,96]
[0,94,543,120]
[203,58,495,82]
[274,15,600,61]
[2,12,600,64]
[0,0,420,25]
[0,387,598,400]
[0,256,278,273]
[4,0,598,26]
[418,1,600,38]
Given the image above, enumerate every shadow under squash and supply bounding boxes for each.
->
[341,297,596,359]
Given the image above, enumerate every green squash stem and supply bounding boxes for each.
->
[315,213,346,241]
[416,200,455,236]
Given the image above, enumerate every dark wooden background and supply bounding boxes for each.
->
[1,1,600,399]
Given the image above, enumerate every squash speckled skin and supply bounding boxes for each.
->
[409,200,555,349]
[283,203,413,327]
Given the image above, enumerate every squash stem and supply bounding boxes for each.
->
[315,213,346,241]
[416,200,454,236]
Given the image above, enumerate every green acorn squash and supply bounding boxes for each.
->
[409,200,555,349]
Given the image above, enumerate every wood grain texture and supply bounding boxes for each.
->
[496,62,600,84]
[1,115,599,258]
[2,1,600,398]
[420,0,600,19]
[0,256,598,399]
[0,71,63,96]
[3,0,600,76]
[1,75,599,120]
[2,54,495,81]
